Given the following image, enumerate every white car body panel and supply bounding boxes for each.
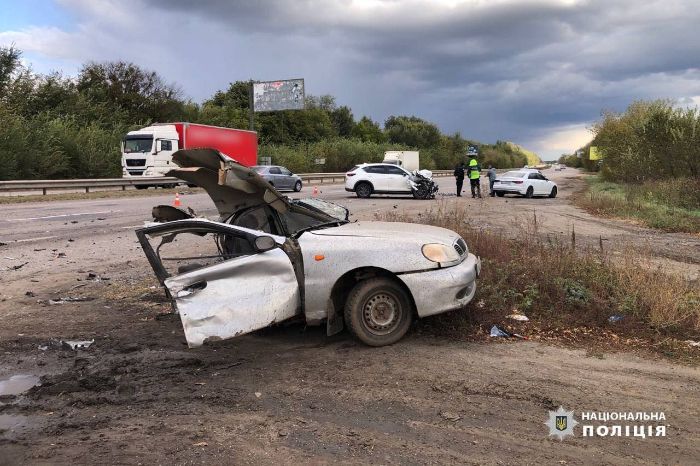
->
[164,246,300,348]
[298,221,469,323]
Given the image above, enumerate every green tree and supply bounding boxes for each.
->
[351,116,385,143]
[384,115,441,148]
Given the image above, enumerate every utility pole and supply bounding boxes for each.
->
[248,79,255,131]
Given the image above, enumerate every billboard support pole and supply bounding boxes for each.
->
[248,80,255,131]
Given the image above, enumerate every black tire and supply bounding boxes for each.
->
[355,182,372,198]
[294,180,302,192]
[549,186,557,198]
[412,186,428,199]
[525,186,534,198]
[495,191,505,197]
[135,185,148,190]
[344,277,413,346]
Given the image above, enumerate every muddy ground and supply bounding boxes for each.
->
[1,270,699,465]
[1,170,699,464]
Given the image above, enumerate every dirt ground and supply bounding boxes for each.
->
[1,170,699,464]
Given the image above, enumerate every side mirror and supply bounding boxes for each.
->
[153,139,160,155]
[254,236,276,252]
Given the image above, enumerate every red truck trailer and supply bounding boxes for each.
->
[122,122,257,179]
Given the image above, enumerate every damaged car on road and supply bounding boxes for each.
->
[136,148,481,347]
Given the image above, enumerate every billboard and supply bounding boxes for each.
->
[589,146,601,160]
[253,79,305,112]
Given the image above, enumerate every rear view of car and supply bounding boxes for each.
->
[492,170,558,198]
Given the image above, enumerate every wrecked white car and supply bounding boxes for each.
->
[136,148,481,347]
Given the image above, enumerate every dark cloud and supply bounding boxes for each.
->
[9,0,700,157]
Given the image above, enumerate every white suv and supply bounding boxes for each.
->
[345,163,413,198]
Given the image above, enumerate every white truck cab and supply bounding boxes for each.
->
[122,124,180,178]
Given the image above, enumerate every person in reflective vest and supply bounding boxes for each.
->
[468,156,482,198]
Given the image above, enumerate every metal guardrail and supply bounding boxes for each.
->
[0,170,455,196]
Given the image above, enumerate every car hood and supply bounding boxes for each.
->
[166,148,290,218]
[308,221,461,244]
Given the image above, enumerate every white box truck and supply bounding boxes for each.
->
[383,151,419,171]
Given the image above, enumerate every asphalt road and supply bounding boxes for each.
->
[2,170,698,293]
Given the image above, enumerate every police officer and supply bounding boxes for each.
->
[468,155,482,198]
[453,161,465,196]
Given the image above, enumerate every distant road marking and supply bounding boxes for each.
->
[4,210,120,222]
[14,235,58,243]
[121,225,142,229]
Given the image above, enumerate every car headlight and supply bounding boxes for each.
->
[422,243,460,263]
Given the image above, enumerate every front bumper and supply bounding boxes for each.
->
[399,253,481,318]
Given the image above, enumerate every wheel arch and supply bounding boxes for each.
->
[327,266,417,335]
[354,179,374,192]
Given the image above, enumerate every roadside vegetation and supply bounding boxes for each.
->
[386,205,700,359]
[576,176,700,233]
[0,46,539,180]
[559,100,700,231]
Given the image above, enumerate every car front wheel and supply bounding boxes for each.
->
[355,182,372,198]
[344,277,413,346]
[294,180,302,192]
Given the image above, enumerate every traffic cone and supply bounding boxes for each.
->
[173,193,181,207]
[312,186,318,197]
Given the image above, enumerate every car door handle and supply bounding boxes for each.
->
[176,281,207,298]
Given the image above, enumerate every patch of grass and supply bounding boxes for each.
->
[382,204,700,358]
[575,176,700,233]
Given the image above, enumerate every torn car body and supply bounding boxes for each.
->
[136,148,481,348]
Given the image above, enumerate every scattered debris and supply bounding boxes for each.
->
[192,442,208,447]
[608,315,624,323]
[685,340,700,348]
[0,241,6,247]
[96,217,106,221]
[9,262,29,271]
[25,291,35,297]
[506,313,529,322]
[254,392,262,398]
[278,430,289,437]
[47,296,95,305]
[56,252,66,258]
[33,248,46,252]
[38,345,49,351]
[490,325,510,338]
[87,272,110,282]
[61,339,95,350]
[490,325,526,340]
[439,411,462,422]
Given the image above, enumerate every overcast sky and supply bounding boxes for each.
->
[2,0,700,159]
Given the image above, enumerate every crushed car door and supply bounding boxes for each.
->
[136,220,301,348]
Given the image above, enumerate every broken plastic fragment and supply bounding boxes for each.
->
[61,339,95,350]
[490,325,511,337]
[506,313,529,322]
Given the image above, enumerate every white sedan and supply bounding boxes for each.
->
[137,149,481,348]
[492,170,558,198]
